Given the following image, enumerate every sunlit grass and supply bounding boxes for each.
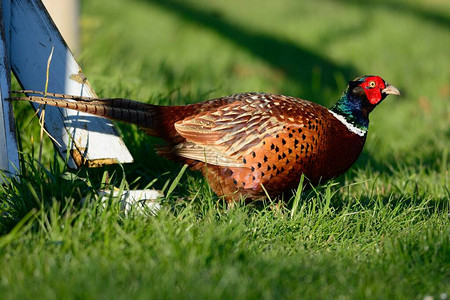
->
[1,0,449,298]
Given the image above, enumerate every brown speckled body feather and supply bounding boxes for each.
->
[164,93,366,200]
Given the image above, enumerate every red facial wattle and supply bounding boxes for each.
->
[359,76,386,105]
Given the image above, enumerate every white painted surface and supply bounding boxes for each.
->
[9,0,133,168]
[97,189,163,215]
[42,0,79,54]
[0,0,19,178]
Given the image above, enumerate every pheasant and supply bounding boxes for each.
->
[10,75,400,202]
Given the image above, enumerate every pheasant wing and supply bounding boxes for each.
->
[172,94,294,167]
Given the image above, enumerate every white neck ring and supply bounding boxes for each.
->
[328,110,367,137]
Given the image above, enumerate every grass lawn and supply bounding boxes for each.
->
[1,0,449,298]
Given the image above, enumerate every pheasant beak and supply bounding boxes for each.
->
[382,84,401,96]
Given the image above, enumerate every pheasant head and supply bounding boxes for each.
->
[331,75,401,134]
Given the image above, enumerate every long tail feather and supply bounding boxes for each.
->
[9,92,158,130]
[14,90,97,101]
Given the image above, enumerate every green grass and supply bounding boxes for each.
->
[1,0,449,298]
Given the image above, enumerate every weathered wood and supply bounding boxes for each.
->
[9,0,133,169]
[0,0,19,178]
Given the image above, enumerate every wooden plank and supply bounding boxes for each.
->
[9,0,133,169]
[0,0,19,178]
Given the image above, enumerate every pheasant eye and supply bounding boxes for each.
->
[368,81,376,88]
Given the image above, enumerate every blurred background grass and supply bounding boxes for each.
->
[2,0,449,298]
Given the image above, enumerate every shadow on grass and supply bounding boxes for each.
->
[341,0,450,29]
[141,0,357,101]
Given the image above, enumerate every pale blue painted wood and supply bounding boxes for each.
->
[0,0,19,178]
[9,0,133,168]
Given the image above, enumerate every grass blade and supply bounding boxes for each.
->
[166,164,188,199]
[290,174,305,219]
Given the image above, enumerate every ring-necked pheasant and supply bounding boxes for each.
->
[10,75,400,202]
